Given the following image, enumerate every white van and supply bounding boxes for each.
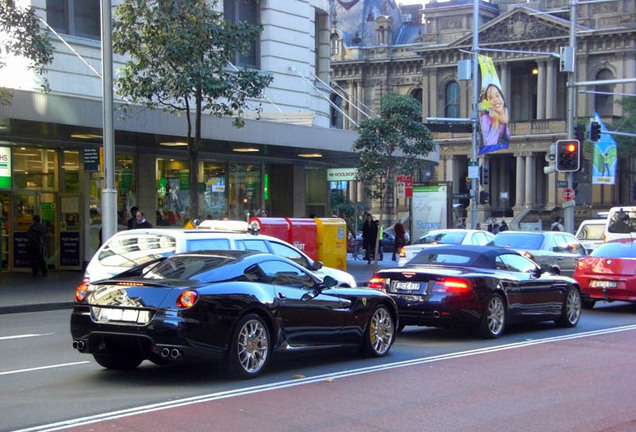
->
[604,206,636,243]
[575,218,606,253]
[85,222,356,287]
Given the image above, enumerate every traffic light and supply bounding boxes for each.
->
[574,123,585,143]
[588,121,601,142]
[479,167,489,185]
[555,140,581,172]
[479,191,489,205]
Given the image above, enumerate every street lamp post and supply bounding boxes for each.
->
[470,0,480,229]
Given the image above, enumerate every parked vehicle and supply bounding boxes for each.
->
[575,218,606,253]
[71,250,397,378]
[488,230,587,277]
[84,222,357,287]
[369,245,581,338]
[397,229,494,266]
[604,206,636,243]
[574,239,636,309]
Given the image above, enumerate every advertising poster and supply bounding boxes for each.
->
[591,112,617,185]
[0,147,11,189]
[411,183,450,241]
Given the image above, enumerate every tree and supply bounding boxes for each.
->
[113,0,272,219]
[353,92,435,221]
[0,0,54,105]
[353,92,435,268]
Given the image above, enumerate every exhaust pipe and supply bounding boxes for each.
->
[72,340,86,351]
[433,311,441,319]
[161,347,171,358]
[170,349,181,359]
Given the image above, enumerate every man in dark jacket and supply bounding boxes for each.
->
[27,215,47,276]
[362,214,378,264]
[134,210,153,228]
[127,206,139,230]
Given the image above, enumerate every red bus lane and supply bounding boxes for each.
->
[59,329,636,432]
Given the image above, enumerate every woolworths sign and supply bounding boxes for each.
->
[0,147,10,189]
[327,168,357,182]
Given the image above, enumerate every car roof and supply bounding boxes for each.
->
[405,245,521,268]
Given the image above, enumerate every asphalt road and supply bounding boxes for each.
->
[1,302,636,432]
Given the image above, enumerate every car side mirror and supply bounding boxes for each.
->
[540,263,560,275]
[311,261,323,271]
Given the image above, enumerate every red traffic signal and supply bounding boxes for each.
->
[555,140,581,172]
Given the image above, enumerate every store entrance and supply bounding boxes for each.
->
[13,192,57,272]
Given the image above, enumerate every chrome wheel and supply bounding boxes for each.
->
[227,314,270,378]
[364,306,394,357]
[480,294,505,338]
[557,288,581,327]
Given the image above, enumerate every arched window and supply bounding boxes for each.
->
[410,88,423,106]
[330,93,343,129]
[445,81,460,118]
[595,69,614,117]
[330,34,340,56]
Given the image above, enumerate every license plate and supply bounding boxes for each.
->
[98,308,143,322]
[393,281,421,291]
[590,280,618,288]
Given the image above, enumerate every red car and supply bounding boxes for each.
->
[574,239,636,308]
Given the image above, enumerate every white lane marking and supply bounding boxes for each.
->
[0,361,90,377]
[14,324,636,432]
[0,333,54,341]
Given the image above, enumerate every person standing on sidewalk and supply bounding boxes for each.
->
[134,210,153,228]
[27,215,47,276]
[127,206,139,229]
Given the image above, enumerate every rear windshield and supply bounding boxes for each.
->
[415,231,467,245]
[577,223,605,241]
[409,250,475,266]
[590,241,636,258]
[144,255,237,281]
[607,209,636,234]
[98,234,176,267]
[490,233,544,250]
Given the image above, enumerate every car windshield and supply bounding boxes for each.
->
[143,254,237,280]
[416,231,467,245]
[608,209,636,234]
[490,233,544,250]
[590,241,636,258]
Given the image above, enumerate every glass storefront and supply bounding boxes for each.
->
[156,158,189,226]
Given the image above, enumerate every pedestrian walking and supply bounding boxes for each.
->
[499,220,509,231]
[551,216,564,232]
[134,210,153,228]
[392,221,406,261]
[27,215,47,276]
[361,213,378,264]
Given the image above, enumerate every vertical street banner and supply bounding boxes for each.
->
[478,55,511,155]
[591,112,617,185]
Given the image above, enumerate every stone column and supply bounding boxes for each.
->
[546,60,557,119]
[421,71,430,119]
[514,152,526,210]
[524,152,536,208]
[537,61,546,120]
[500,64,510,102]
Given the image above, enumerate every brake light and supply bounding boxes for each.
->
[176,290,199,309]
[399,248,406,258]
[368,276,387,291]
[432,278,471,293]
[523,251,534,261]
[75,281,89,302]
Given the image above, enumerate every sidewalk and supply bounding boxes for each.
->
[0,255,398,314]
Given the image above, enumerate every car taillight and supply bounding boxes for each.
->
[368,276,387,291]
[523,251,535,261]
[75,281,90,302]
[398,248,406,258]
[432,278,471,294]
[176,290,199,309]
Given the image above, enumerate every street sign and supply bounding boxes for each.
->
[562,188,575,201]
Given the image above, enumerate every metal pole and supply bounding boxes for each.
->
[470,0,480,228]
[564,0,578,233]
[101,0,117,241]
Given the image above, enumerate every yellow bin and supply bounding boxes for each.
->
[314,217,347,271]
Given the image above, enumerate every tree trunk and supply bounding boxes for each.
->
[188,88,203,221]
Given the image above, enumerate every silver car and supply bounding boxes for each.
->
[488,231,587,277]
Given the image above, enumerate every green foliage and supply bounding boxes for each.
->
[0,1,54,104]
[330,189,356,232]
[353,93,436,201]
[112,0,272,217]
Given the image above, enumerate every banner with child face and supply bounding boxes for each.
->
[478,55,511,155]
